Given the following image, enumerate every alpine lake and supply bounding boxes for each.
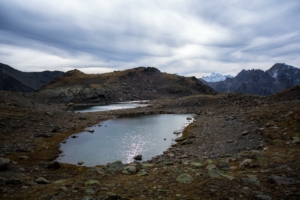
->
[57,103,194,166]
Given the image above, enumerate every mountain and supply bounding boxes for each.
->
[206,63,300,96]
[38,67,217,103]
[0,63,64,93]
[201,72,233,82]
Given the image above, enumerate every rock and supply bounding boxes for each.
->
[256,194,272,200]
[164,161,174,166]
[190,162,203,169]
[134,154,142,160]
[206,164,221,179]
[45,112,53,116]
[137,171,149,176]
[106,192,122,199]
[167,153,175,157]
[51,192,67,200]
[241,131,249,136]
[19,156,29,160]
[218,161,229,170]
[286,137,300,145]
[0,157,10,170]
[79,117,87,120]
[6,178,22,185]
[239,159,252,168]
[176,173,193,184]
[205,159,214,165]
[158,189,169,194]
[181,139,193,145]
[270,175,300,185]
[81,196,94,200]
[142,163,154,168]
[35,177,50,184]
[52,125,62,133]
[179,154,189,159]
[85,180,100,186]
[77,162,84,165]
[47,161,60,170]
[85,129,94,133]
[106,160,124,173]
[242,175,260,186]
[173,130,181,134]
[122,165,137,175]
[85,189,96,195]
[35,133,53,138]
[251,151,262,160]
[175,136,186,142]
[54,179,67,184]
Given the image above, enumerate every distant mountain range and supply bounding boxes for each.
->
[2,62,299,97]
[201,72,233,82]
[201,63,300,96]
[0,63,64,93]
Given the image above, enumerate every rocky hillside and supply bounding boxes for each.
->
[1,87,300,199]
[205,63,300,96]
[38,67,217,103]
[0,63,64,93]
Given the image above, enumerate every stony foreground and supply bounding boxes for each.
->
[0,88,300,199]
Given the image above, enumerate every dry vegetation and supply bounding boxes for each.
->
[0,87,300,199]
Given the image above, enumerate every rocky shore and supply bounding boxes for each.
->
[0,88,300,199]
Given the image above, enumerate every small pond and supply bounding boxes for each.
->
[73,101,149,113]
[56,114,194,166]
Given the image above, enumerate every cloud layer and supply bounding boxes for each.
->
[0,0,299,77]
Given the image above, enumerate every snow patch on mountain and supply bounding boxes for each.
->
[271,70,278,78]
[201,72,233,82]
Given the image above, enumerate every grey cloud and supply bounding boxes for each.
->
[0,0,299,76]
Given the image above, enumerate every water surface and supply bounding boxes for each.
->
[56,114,193,166]
[73,101,148,113]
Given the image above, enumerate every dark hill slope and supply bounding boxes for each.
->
[0,63,64,93]
[38,67,217,103]
[206,63,300,96]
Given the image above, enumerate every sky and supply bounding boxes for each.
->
[0,0,300,78]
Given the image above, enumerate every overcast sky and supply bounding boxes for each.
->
[0,0,299,77]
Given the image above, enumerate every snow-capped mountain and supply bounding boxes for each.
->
[201,72,233,82]
[205,63,300,96]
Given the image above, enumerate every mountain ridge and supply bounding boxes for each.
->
[0,63,64,93]
[38,66,217,103]
[205,63,300,96]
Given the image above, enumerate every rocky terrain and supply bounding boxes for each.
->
[204,63,300,96]
[0,86,300,199]
[37,67,216,104]
[0,63,64,93]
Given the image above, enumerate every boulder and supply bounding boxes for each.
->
[133,154,142,161]
[176,173,193,184]
[181,139,193,145]
[106,160,124,173]
[85,180,100,186]
[35,177,50,184]
[175,136,186,142]
[270,175,300,185]
[239,159,252,168]
[47,161,60,170]
[122,166,137,175]
[190,162,203,169]
[0,157,10,171]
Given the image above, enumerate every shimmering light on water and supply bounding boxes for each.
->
[56,114,193,166]
[73,102,148,113]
